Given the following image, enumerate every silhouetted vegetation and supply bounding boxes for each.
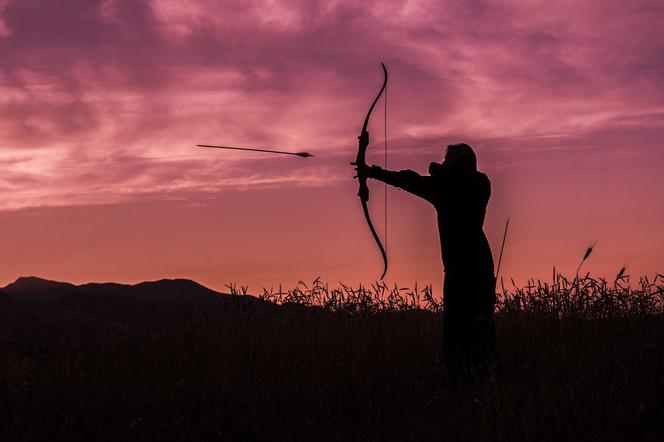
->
[1,273,662,441]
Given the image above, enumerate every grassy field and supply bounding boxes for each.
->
[1,273,662,441]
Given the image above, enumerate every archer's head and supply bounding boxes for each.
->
[444,143,477,171]
[429,143,477,176]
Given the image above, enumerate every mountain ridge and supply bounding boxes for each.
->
[3,276,231,299]
[1,276,264,323]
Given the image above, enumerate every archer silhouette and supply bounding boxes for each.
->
[358,143,497,378]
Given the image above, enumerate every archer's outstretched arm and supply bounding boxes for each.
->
[364,165,434,202]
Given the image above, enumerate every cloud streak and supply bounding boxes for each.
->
[1,0,663,205]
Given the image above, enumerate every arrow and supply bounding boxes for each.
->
[196,144,313,158]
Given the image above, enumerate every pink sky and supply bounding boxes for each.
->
[1,0,663,293]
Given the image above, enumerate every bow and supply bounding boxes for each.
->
[356,62,388,279]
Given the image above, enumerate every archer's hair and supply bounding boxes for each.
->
[445,143,477,171]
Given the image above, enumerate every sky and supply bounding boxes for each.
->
[1,0,663,294]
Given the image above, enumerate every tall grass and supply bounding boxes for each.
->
[497,271,663,317]
[252,271,664,318]
[255,278,438,313]
[0,272,662,441]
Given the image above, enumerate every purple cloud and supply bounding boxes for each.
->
[0,0,662,211]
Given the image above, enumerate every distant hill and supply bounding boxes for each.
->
[1,276,265,322]
[81,279,224,304]
[3,276,78,302]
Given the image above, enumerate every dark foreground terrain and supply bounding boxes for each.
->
[0,275,662,441]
